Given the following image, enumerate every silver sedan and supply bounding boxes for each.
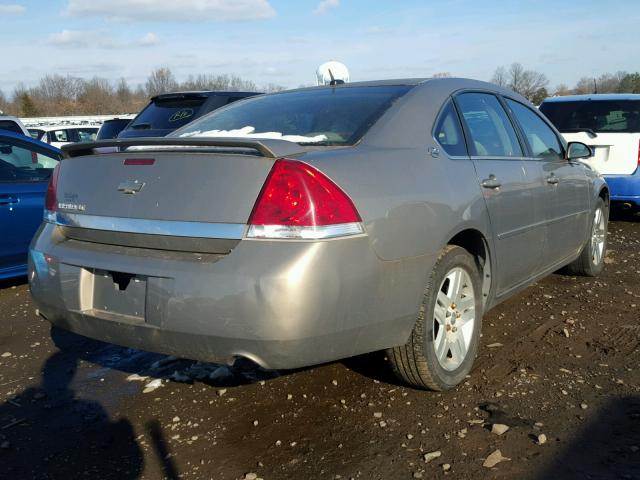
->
[29,78,608,390]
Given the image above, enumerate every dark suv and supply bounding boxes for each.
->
[118,91,261,139]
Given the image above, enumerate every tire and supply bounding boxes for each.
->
[564,197,608,277]
[388,245,483,391]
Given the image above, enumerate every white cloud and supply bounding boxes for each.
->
[47,30,116,49]
[65,0,275,22]
[0,4,25,14]
[313,0,339,15]
[139,32,160,46]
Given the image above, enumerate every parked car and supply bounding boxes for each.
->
[117,91,261,139]
[30,125,99,148]
[30,79,608,390]
[0,131,61,279]
[540,94,640,208]
[96,117,135,140]
[0,116,29,136]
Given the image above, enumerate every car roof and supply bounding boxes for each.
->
[0,130,62,156]
[151,91,261,101]
[542,93,640,103]
[271,77,522,99]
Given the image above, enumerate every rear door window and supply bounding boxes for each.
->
[433,101,467,156]
[506,99,563,161]
[51,130,69,143]
[540,100,640,133]
[456,93,523,157]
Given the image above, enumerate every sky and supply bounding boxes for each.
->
[1,0,639,95]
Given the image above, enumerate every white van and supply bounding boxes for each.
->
[540,94,640,207]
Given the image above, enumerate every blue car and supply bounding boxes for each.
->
[0,131,61,280]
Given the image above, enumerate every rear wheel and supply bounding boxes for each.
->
[388,246,483,391]
[564,197,608,277]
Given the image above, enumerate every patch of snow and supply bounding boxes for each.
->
[180,126,327,144]
[143,378,163,393]
[126,373,149,382]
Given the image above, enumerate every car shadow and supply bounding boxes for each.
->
[0,350,146,479]
[610,204,640,222]
[341,350,410,388]
[50,326,285,389]
[0,276,27,290]
[534,395,640,480]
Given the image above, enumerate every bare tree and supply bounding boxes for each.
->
[553,83,572,96]
[491,66,508,87]
[491,63,549,103]
[619,73,640,93]
[145,67,178,97]
[0,90,7,114]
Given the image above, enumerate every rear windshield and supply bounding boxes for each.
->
[540,100,640,133]
[127,97,210,131]
[0,120,24,135]
[175,86,413,145]
[97,120,130,140]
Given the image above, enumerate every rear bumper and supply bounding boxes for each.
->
[29,223,430,369]
[604,168,640,205]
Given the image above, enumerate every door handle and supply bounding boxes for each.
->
[546,175,559,185]
[481,176,502,189]
[0,195,18,206]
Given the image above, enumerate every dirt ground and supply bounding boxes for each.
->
[0,209,639,480]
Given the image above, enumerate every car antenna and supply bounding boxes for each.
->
[328,69,344,86]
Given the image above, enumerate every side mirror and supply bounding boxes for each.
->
[566,142,592,160]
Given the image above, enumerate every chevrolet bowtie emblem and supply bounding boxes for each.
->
[117,180,145,194]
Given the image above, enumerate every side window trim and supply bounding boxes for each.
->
[431,97,470,158]
[452,90,526,158]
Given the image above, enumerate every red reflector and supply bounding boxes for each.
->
[45,164,60,212]
[248,159,361,227]
[124,158,155,166]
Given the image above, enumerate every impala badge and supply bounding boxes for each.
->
[118,180,145,195]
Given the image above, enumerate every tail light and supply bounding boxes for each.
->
[637,140,640,169]
[247,159,363,239]
[44,163,60,222]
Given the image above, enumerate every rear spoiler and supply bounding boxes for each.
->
[61,137,307,159]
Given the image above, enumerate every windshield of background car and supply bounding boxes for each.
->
[97,120,130,140]
[540,100,640,133]
[174,86,413,145]
[127,97,209,131]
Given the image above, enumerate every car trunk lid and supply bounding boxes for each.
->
[53,138,309,251]
[560,131,640,175]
